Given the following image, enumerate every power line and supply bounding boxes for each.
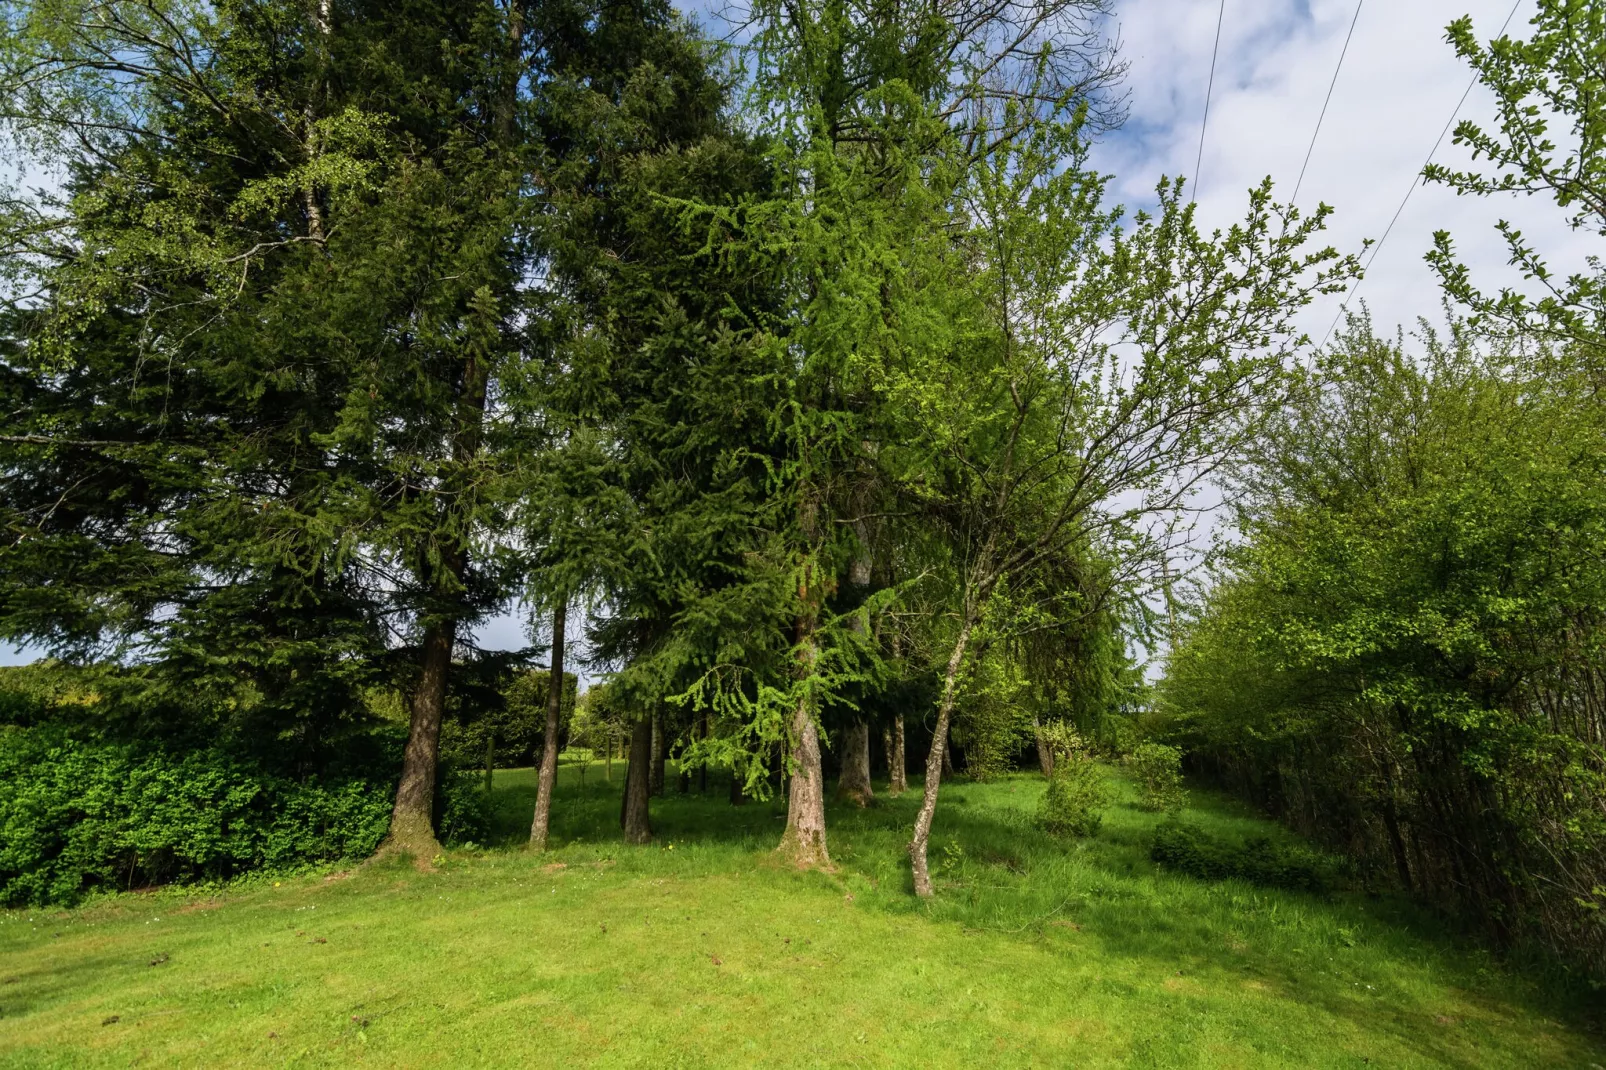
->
[1291,0,1365,208]
[1194,0,1227,198]
[1319,0,1524,348]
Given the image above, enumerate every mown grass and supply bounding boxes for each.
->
[2,761,1601,1068]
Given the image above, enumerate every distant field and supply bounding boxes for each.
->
[1,763,1600,1068]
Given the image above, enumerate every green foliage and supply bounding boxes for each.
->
[1035,725,1110,838]
[1127,742,1186,813]
[0,725,387,906]
[1424,0,1606,350]
[1037,760,1110,839]
[0,719,495,906]
[1160,320,1606,977]
[1149,820,1334,894]
[953,654,1035,780]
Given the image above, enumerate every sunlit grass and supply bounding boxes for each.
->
[1,760,1599,1068]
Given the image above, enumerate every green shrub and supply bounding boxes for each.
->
[1150,820,1332,893]
[1037,752,1111,838]
[0,724,486,906]
[1128,741,1187,812]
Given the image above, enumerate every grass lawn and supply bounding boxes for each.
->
[2,762,1601,1068]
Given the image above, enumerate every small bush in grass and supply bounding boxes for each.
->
[1036,723,1110,838]
[1150,820,1333,893]
[1128,741,1187,812]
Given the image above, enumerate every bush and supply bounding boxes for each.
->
[1038,752,1111,838]
[0,723,485,906]
[1128,741,1187,812]
[1150,820,1332,893]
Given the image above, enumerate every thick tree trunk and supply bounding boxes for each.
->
[649,711,665,796]
[387,620,454,859]
[779,693,830,866]
[1032,716,1055,778]
[909,618,974,898]
[778,607,830,867]
[837,720,874,806]
[621,717,653,844]
[887,714,907,794]
[529,600,567,850]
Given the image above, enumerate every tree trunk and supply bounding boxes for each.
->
[887,714,907,794]
[483,732,495,794]
[605,731,612,781]
[909,617,974,898]
[529,600,567,850]
[779,691,830,866]
[649,711,665,796]
[837,720,874,807]
[1032,716,1055,778]
[777,603,830,867]
[621,717,653,844]
[387,620,454,859]
[729,759,747,805]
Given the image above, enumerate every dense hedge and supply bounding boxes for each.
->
[1158,332,1606,977]
[0,669,490,906]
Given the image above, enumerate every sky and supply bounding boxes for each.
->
[2,0,1583,670]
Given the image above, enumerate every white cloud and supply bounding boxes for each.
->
[1093,0,1592,344]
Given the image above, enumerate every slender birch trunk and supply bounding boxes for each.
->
[887,714,907,794]
[909,616,976,897]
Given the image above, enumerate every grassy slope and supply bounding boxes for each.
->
[1,763,1601,1068]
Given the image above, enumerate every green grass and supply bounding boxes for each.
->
[2,761,1601,1068]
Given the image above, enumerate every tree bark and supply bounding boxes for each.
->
[483,732,495,794]
[529,599,567,850]
[777,597,831,867]
[909,617,974,898]
[837,720,874,806]
[779,690,830,866]
[1032,716,1055,778]
[621,717,653,844]
[887,714,907,794]
[387,620,454,859]
[649,710,665,796]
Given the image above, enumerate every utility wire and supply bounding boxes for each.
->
[1194,0,1227,198]
[1291,0,1365,207]
[1319,0,1524,348]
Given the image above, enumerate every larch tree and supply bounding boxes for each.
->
[880,100,1357,895]
[724,0,1128,869]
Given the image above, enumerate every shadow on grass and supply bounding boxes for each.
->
[487,761,1604,1064]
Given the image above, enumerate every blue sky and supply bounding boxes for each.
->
[3,0,1580,670]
